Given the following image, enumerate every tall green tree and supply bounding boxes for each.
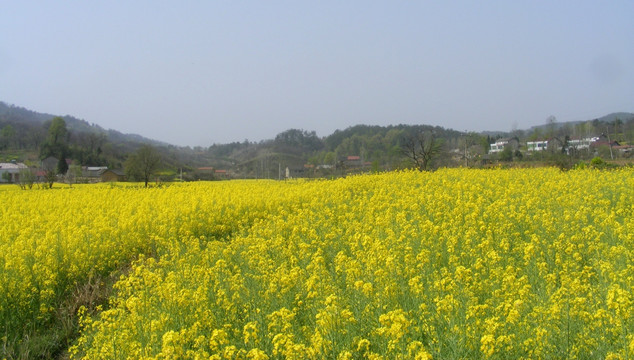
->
[40,117,70,172]
[57,150,69,175]
[47,117,68,146]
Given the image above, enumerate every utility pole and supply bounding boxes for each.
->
[461,132,468,167]
[606,126,614,160]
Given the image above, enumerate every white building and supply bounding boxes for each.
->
[489,138,519,153]
[489,143,503,153]
[567,137,600,151]
[526,140,549,152]
[0,162,29,183]
[527,137,599,153]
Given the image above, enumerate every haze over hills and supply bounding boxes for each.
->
[529,112,634,131]
[0,101,165,146]
[3,101,632,147]
[1,100,633,179]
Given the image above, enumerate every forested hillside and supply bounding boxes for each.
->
[0,102,166,168]
[1,101,633,182]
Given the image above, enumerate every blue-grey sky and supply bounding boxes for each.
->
[1,1,632,146]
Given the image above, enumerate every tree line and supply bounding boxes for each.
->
[2,100,633,185]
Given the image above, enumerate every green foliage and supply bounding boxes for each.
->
[17,168,36,189]
[574,161,587,170]
[0,124,16,149]
[590,157,605,168]
[57,154,69,175]
[323,151,336,165]
[552,156,573,171]
[41,117,69,160]
[274,129,323,152]
[0,102,159,169]
[47,117,69,146]
[584,157,619,170]
[43,169,57,189]
[371,160,380,173]
[499,146,513,162]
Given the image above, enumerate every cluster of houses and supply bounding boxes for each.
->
[0,157,125,184]
[488,136,633,156]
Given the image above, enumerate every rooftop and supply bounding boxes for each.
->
[0,163,28,170]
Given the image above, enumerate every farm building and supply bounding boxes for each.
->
[526,140,548,152]
[489,138,519,153]
[100,169,126,182]
[0,161,29,183]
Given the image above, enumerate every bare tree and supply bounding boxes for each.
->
[43,169,56,189]
[17,168,36,190]
[401,130,442,171]
[65,164,82,188]
[125,145,161,187]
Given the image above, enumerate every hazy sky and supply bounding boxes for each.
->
[1,1,633,146]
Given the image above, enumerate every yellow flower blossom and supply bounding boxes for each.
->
[0,168,631,358]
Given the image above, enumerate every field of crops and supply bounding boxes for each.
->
[1,168,633,359]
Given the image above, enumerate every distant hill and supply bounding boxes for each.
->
[529,112,634,131]
[593,112,634,123]
[2,100,632,178]
[0,102,165,147]
[0,101,173,169]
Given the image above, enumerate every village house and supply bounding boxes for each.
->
[613,144,634,156]
[99,169,126,182]
[0,161,29,183]
[489,138,519,153]
[41,156,58,171]
[214,169,228,179]
[344,155,363,167]
[567,137,600,151]
[526,140,548,152]
[526,137,600,154]
[83,166,108,182]
[195,167,218,180]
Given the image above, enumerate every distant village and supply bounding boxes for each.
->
[2,133,631,185]
[451,134,630,167]
[0,156,125,185]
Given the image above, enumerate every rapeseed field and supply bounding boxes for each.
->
[1,168,632,359]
